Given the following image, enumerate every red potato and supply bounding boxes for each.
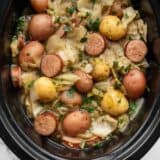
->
[74,70,93,93]
[11,65,22,88]
[125,40,148,63]
[19,41,44,70]
[123,69,146,99]
[40,54,63,77]
[60,91,82,107]
[30,0,48,13]
[34,112,57,136]
[85,33,106,56]
[28,14,54,41]
[62,110,91,137]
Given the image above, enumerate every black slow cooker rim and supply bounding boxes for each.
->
[0,0,160,160]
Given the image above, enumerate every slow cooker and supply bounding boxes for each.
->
[0,0,160,160]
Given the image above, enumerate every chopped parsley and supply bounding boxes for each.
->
[113,81,122,90]
[66,87,76,98]
[113,61,131,74]
[39,102,45,108]
[16,16,26,35]
[86,12,91,17]
[80,37,88,43]
[83,97,94,104]
[85,18,100,32]
[93,142,103,148]
[81,106,95,113]
[90,0,96,4]
[27,80,34,89]
[113,61,119,69]
[66,6,76,15]
[81,97,95,113]
[55,16,61,23]
[129,100,137,114]
[127,34,134,40]
[118,117,124,125]
[124,13,129,19]
[119,64,132,74]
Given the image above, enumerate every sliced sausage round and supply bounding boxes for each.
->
[123,69,146,99]
[40,54,63,77]
[28,14,54,41]
[62,110,91,137]
[34,111,57,136]
[85,33,106,56]
[74,70,93,93]
[11,65,22,88]
[30,0,48,13]
[19,41,44,70]
[125,40,148,63]
[60,90,82,107]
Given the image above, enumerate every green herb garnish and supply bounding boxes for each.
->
[86,12,91,17]
[85,18,100,32]
[81,106,95,113]
[129,100,137,114]
[55,16,61,23]
[27,80,35,89]
[80,37,88,43]
[66,87,76,98]
[93,142,103,148]
[83,97,94,104]
[118,117,124,124]
[124,13,129,19]
[16,16,25,35]
[66,6,76,15]
[127,35,133,40]
[113,81,122,90]
[91,0,96,4]
[113,61,119,69]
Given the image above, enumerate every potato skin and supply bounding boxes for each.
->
[74,70,93,93]
[62,110,91,137]
[28,14,54,41]
[33,77,57,102]
[19,41,44,70]
[30,0,48,13]
[123,69,146,99]
[92,59,110,81]
[60,91,82,107]
[101,88,129,116]
[99,15,126,41]
[34,111,57,136]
